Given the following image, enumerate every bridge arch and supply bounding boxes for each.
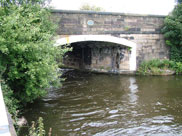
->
[55,35,136,71]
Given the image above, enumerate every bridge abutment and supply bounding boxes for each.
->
[53,10,169,73]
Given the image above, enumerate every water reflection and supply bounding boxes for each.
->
[20,72,182,136]
[128,77,138,105]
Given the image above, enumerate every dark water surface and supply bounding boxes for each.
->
[20,71,182,136]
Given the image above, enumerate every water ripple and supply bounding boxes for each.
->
[20,71,182,136]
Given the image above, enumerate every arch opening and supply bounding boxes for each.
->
[56,35,136,73]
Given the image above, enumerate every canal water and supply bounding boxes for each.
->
[20,70,182,136]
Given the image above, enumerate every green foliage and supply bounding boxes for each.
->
[80,3,104,12]
[162,4,182,62]
[0,3,66,104]
[149,67,162,75]
[1,80,19,117]
[57,45,72,67]
[0,0,50,7]
[174,62,182,74]
[137,59,179,75]
[1,80,20,132]
[170,46,182,62]
[28,117,47,136]
[177,0,182,4]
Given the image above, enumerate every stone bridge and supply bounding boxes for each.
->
[52,10,169,74]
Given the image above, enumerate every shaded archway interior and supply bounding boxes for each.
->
[63,41,131,73]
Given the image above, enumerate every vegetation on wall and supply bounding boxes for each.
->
[162,3,182,62]
[138,2,182,75]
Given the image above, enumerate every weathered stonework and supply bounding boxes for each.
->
[52,10,169,72]
[63,42,131,73]
[119,34,169,66]
[52,10,165,35]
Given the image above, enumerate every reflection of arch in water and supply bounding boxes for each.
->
[55,35,137,71]
[129,77,138,104]
[116,52,120,69]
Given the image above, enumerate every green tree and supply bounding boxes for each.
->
[162,4,182,62]
[0,0,50,6]
[177,0,182,4]
[80,3,104,12]
[0,2,67,104]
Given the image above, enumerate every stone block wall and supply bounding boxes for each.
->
[91,46,130,72]
[63,42,130,73]
[52,10,164,35]
[119,34,169,66]
[52,10,169,68]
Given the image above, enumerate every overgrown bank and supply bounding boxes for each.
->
[162,3,182,62]
[137,59,182,75]
[0,0,68,134]
[138,3,182,76]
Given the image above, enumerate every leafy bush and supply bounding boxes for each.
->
[137,59,181,75]
[174,62,182,74]
[1,80,19,117]
[0,4,66,104]
[162,4,182,61]
[170,46,182,62]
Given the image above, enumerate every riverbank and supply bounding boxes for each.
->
[137,59,182,76]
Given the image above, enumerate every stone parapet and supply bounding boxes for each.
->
[51,10,165,36]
